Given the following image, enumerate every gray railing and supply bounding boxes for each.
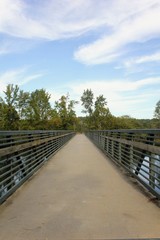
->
[0,130,75,204]
[86,130,160,199]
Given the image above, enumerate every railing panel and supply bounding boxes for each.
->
[0,130,75,204]
[86,130,160,199]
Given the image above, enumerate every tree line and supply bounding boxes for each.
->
[0,85,159,131]
[80,89,160,130]
[0,84,78,130]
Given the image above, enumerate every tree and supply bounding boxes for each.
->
[154,100,160,119]
[4,106,19,130]
[93,95,111,129]
[17,90,30,120]
[47,109,62,129]
[67,99,78,129]
[55,95,78,130]
[0,97,6,129]
[81,90,113,130]
[81,89,94,116]
[55,95,68,129]
[153,100,160,128]
[29,89,51,124]
[3,84,20,129]
[4,84,19,108]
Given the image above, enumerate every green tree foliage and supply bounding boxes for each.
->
[0,97,6,129]
[2,84,20,129]
[4,106,20,130]
[55,95,68,129]
[81,89,111,130]
[154,100,160,119]
[29,89,52,129]
[17,90,30,119]
[111,116,141,129]
[153,100,160,128]
[30,89,51,121]
[47,109,62,129]
[0,85,79,130]
[55,95,78,130]
[4,84,19,107]
[93,95,111,129]
[81,89,94,116]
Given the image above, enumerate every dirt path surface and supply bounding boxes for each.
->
[0,134,160,240]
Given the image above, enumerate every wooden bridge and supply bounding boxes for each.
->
[0,131,160,239]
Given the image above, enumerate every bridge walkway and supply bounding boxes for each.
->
[0,134,160,240]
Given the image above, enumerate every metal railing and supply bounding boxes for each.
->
[0,130,75,203]
[86,130,160,199]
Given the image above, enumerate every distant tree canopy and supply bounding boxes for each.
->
[0,84,159,131]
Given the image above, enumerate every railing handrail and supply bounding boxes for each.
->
[88,129,160,133]
[0,130,72,135]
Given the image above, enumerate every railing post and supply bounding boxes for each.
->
[148,133,155,189]
[104,132,108,153]
[111,132,114,158]
[128,133,133,171]
[149,154,155,189]
[117,132,122,164]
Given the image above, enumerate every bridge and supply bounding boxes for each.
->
[0,130,160,239]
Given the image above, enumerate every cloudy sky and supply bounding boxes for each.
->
[0,0,160,119]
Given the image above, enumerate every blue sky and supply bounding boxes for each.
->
[0,0,160,119]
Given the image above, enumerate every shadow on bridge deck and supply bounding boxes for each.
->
[0,134,160,240]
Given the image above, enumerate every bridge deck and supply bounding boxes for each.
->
[0,134,160,240]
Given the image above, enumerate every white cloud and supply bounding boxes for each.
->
[0,0,159,42]
[0,0,160,64]
[0,0,108,40]
[74,0,160,64]
[124,52,160,68]
[0,0,48,39]
[0,68,43,93]
[71,77,160,94]
[0,38,36,55]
